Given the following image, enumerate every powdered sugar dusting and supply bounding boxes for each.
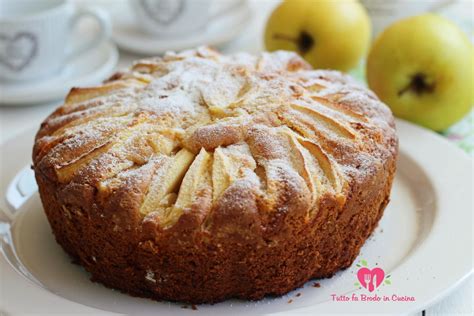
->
[35,46,397,224]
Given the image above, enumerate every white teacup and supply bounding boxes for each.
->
[0,0,111,82]
[130,0,243,37]
[361,0,457,36]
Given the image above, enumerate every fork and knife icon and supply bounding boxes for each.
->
[364,273,377,292]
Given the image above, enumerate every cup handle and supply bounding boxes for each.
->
[4,166,37,221]
[65,6,112,62]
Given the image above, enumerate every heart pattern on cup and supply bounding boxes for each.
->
[0,32,38,71]
[357,267,385,292]
[140,0,185,25]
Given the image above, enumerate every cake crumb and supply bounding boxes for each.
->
[313,282,321,288]
[288,299,293,304]
[181,305,188,309]
[191,304,198,310]
[145,269,156,283]
[296,293,301,297]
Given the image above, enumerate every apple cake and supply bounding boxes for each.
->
[33,47,398,304]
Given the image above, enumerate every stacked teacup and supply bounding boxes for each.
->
[0,0,111,82]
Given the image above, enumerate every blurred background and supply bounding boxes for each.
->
[0,1,472,314]
[0,0,472,155]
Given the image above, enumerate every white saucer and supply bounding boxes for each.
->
[0,41,119,106]
[112,2,251,55]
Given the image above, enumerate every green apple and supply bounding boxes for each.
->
[367,14,474,131]
[264,0,371,72]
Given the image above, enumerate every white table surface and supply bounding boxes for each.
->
[0,0,472,315]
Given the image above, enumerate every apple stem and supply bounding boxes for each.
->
[398,73,435,96]
[273,31,315,55]
[273,33,299,42]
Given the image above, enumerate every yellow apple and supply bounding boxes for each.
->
[367,14,474,131]
[264,0,371,71]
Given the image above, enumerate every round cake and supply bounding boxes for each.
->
[33,47,398,304]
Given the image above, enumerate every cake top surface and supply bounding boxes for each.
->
[34,47,397,228]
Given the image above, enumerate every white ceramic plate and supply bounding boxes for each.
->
[0,119,472,315]
[0,41,118,106]
[111,1,251,55]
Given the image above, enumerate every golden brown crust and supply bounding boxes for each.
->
[33,47,398,304]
